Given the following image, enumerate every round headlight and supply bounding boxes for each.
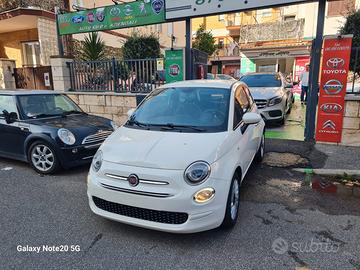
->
[184,161,211,185]
[57,128,76,145]
[92,150,103,172]
[110,121,119,130]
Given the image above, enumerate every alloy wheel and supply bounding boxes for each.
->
[31,145,55,173]
[230,179,240,220]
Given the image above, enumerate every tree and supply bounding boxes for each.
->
[192,24,217,56]
[122,33,161,59]
[80,32,106,61]
[340,10,360,75]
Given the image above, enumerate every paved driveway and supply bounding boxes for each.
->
[1,144,360,270]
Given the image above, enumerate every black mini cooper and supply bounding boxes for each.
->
[0,91,116,174]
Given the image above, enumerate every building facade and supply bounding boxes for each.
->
[193,0,359,79]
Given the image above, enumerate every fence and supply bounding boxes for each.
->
[347,47,360,94]
[68,58,165,93]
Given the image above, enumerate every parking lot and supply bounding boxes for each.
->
[2,139,360,270]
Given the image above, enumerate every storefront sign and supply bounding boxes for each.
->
[166,0,310,20]
[58,0,165,35]
[165,49,185,83]
[316,35,353,143]
[240,57,256,74]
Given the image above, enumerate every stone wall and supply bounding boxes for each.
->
[342,95,360,146]
[38,17,58,66]
[66,92,138,126]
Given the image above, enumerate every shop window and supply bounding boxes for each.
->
[218,39,224,49]
[218,14,225,21]
[21,41,41,67]
[284,15,296,21]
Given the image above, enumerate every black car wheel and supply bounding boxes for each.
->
[221,174,241,229]
[255,134,265,162]
[28,141,60,174]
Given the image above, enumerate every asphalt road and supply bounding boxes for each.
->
[1,142,360,270]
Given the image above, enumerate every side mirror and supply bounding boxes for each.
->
[3,110,18,124]
[127,108,136,118]
[243,112,262,125]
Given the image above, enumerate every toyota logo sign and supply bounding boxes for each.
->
[323,79,343,95]
[326,58,345,69]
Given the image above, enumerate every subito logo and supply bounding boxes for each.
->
[326,58,345,69]
[320,103,343,114]
[169,64,180,77]
[322,120,336,130]
[323,80,343,95]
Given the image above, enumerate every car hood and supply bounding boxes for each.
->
[101,127,230,170]
[249,87,283,100]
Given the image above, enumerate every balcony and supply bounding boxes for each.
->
[228,19,305,42]
[0,0,67,13]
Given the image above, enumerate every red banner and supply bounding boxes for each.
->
[293,56,310,95]
[316,36,353,143]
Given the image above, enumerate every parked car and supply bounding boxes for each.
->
[215,74,236,81]
[87,80,265,233]
[240,72,294,125]
[0,91,117,174]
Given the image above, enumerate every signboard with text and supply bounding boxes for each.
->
[165,49,185,83]
[293,56,310,96]
[58,0,165,35]
[240,57,256,74]
[166,0,311,20]
[315,36,353,143]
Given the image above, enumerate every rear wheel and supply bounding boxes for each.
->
[28,141,60,174]
[221,174,241,228]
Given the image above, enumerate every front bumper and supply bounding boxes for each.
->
[87,161,230,233]
[258,103,284,122]
[58,143,101,168]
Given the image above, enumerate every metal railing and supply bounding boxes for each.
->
[68,58,165,93]
[347,47,360,94]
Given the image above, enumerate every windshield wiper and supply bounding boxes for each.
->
[127,119,149,129]
[30,113,57,119]
[159,123,207,132]
[62,110,85,116]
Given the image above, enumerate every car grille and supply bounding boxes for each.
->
[82,130,113,145]
[254,99,268,109]
[93,196,188,225]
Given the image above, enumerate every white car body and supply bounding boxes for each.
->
[87,80,265,233]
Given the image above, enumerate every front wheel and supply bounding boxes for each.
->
[28,141,60,174]
[221,175,241,229]
[255,134,265,163]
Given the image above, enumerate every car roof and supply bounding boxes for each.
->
[0,90,62,95]
[242,72,281,76]
[160,80,240,89]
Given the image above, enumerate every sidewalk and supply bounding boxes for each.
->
[266,138,360,171]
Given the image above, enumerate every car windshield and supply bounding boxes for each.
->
[240,74,282,87]
[18,94,83,119]
[126,87,230,133]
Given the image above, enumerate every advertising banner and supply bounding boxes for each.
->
[315,36,353,143]
[293,56,310,96]
[240,57,256,74]
[165,49,185,83]
[57,0,165,35]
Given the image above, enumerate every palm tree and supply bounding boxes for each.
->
[80,32,106,61]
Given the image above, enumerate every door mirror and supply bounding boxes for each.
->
[127,108,136,118]
[243,112,262,125]
[3,110,18,124]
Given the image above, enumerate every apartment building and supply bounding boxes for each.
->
[193,0,359,79]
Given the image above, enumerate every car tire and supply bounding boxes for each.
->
[279,115,285,126]
[221,174,241,229]
[287,103,292,114]
[28,141,60,175]
[255,134,265,163]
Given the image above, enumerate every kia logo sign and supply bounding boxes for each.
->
[320,103,343,113]
[326,58,345,69]
[322,120,336,130]
[127,174,139,187]
[169,64,180,77]
[323,79,343,95]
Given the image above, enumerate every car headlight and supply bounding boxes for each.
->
[57,128,76,145]
[268,95,284,107]
[184,161,211,185]
[92,150,103,172]
[110,121,119,130]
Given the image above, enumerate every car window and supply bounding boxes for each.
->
[233,87,247,129]
[243,86,254,107]
[0,95,18,117]
[240,74,282,87]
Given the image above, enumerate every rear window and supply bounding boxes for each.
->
[240,74,282,87]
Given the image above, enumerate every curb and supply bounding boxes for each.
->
[293,168,360,179]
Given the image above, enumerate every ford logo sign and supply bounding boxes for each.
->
[127,174,140,187]
[72,15,85,24]
[320,103,343,113]
[326,58,345,69]
[323,79,343,95]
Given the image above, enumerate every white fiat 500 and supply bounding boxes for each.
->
[87,80,265,233]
